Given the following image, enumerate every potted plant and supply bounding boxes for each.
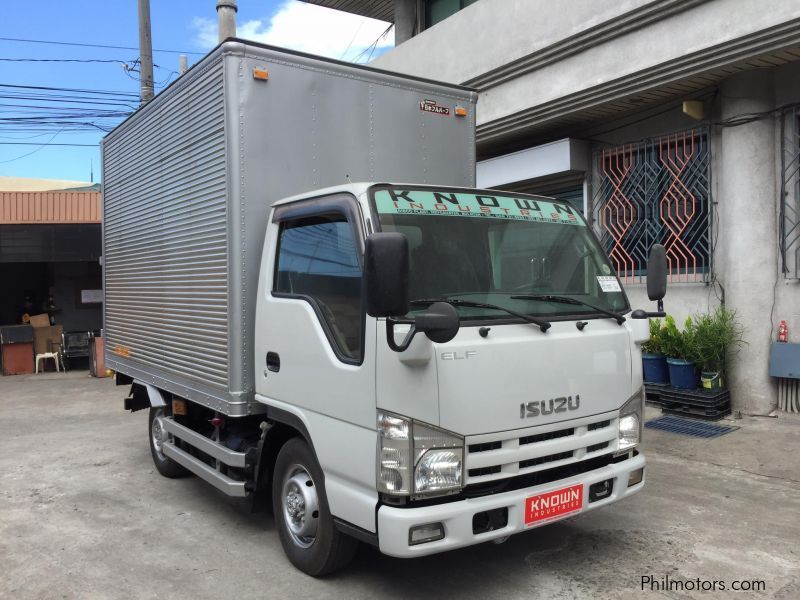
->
[641,318,669,384]
[690,306,744,390]
[661,315,699,389]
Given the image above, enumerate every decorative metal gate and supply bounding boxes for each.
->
[779,107,800,280]
[592,129,711,284]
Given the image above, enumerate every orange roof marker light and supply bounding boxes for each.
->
[454,106,468,117]
[253,67,269,81]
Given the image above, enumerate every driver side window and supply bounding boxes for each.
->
[274,213,362,361]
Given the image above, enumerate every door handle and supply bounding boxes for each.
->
[266,352,281,373]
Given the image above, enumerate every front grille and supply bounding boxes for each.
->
[465,414,619,484]
[586,441,610,453]
[520,428,574,445]
[464,453,618,499]
[519,450,574,469]
[468,441,502,453]
[468,465,502,477]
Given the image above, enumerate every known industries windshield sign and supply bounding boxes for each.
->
[374,188,584,226]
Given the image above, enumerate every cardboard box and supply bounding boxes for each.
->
[28,313,50,327]
[33,325,63,355]
[28,314,62,356]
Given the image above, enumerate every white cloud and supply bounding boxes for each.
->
[191,1,394,63]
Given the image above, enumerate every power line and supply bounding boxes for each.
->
[0,83,138,98]
[0,58,128,64]
[352,24,393,64]
[339,17,368,60]
[0,129,63,164]
[0,36,203,56]
[0,142,98,146]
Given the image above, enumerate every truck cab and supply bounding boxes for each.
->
[250,182,662,571]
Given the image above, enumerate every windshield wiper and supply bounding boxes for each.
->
[510,294,626,325]
[410,298,551,332]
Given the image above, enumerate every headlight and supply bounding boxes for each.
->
[377,412,464,497]
[415,449,463,493]
[618,389,643,451]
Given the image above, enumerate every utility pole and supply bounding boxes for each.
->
[179,55,188,75]
[217,0,237,43]
[138,0,155,103]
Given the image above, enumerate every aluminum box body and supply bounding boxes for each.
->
[102,40,476,416]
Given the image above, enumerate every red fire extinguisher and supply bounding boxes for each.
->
[778,320,788,343]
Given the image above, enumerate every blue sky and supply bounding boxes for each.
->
[0,1,393,182]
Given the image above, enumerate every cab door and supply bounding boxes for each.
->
[254,193,375,430]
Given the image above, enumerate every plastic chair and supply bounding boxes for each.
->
[35,352,63,373]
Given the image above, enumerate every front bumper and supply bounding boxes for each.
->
[377,452,645,557]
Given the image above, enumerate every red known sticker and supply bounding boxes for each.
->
[524,483,583,526]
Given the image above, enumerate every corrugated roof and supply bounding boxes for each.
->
[299,0,394,22]
[0,175,96,192]
[0,191,101,224]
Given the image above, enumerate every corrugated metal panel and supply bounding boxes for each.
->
[0,191,101,224]
[300,0,394,21]
[102,58,229,391]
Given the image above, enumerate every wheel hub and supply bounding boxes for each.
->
[282,466,319,548]
[151,414,166,455]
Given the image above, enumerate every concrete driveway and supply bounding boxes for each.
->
[1,372,798,599]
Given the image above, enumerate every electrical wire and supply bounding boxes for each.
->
[0,58,128,64]
[0,142,98,147]
[0,83,138,98]
[339,17,368,60]
[0,81,137,136]
[0,36,202,55]
[352,24,393,63]
[0,128,63,164]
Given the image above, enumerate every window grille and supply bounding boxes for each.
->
[592,129,711,284]
[780,108,800,279]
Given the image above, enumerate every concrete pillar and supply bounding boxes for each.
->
[718,69,777,414]
[216,0,237,43]
[394,0,416,45]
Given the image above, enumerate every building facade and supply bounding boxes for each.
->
[306,0,800,414]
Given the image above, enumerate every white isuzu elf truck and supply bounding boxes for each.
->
[102,40,668,576]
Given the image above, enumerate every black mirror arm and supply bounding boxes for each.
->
[631,308,667,319]
[385,317,417,352]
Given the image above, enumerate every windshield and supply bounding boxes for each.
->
[372,186,629,321]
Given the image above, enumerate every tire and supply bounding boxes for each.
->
[272,437,358,576]
[148,407,188,478]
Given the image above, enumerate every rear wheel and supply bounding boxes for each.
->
[272,437,358,576]
[148,406,187,478]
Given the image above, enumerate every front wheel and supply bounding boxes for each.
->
[272,438,358,576]
[148,407,187,478]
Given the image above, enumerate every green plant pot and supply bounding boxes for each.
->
[701,371,724,390]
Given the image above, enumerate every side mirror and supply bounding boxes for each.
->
[632,244,668,319]
[364,232,410,318]
[647,244,667,302]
